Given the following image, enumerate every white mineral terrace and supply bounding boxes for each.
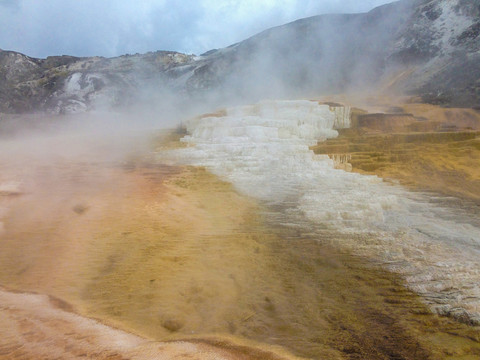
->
[164,100,480,324]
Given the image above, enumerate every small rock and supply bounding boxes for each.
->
[72,204,88,214]
[162,319,184,332]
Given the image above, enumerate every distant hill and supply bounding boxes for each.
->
[1,0,479,114]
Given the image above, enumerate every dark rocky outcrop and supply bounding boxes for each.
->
[0,50,195,114]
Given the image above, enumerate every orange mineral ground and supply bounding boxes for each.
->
[0,114,480,359]
[313,101,480,203]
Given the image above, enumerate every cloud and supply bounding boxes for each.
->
[0,0,392,58]
[0,0,19,8]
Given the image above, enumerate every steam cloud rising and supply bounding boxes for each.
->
[0,0,392,57]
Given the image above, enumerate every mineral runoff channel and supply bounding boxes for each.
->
[0,100,480,359]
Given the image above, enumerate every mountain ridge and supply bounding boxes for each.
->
[0,0,479,115]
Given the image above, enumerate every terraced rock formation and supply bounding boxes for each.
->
[168,100,480,329]
[312,103,480,202]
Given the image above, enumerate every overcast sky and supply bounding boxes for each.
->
[0,0,393,58]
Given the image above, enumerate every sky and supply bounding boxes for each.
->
[0,0,393,58]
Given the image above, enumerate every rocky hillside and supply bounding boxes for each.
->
[0,0,479,114]
[0,50,196,114]
[186,0,480,106]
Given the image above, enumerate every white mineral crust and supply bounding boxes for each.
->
[164,100,480,323]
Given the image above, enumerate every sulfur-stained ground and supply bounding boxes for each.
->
[0,117,480,359]
[313,103,480,204]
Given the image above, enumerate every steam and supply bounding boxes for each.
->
[0,109,167,244]
[0,0,393,58]
[1,0,419,118]
[176,0,416,108]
